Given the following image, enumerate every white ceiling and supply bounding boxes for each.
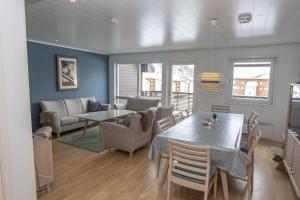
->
[25,0,300,54]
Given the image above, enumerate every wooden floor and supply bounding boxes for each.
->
[38,139,297,200]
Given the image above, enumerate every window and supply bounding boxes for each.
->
[231,58,274,104]
[116,63,162,104]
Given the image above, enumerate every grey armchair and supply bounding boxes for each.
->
[101,109,155,158]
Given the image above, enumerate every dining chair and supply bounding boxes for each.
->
[185,107,194,117]
[167,140,218,200]
[172,112,184,125]
[156,117,173,178]
[211,105,230,113]
[243,111,258,135]
[241,119,258,152]
[234,130,262,200]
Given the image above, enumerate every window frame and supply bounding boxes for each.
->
[229,57,275,105]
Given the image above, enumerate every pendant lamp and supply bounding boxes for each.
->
[200,19,223,92]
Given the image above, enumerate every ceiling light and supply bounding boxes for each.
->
[55,39,59,42]
[69,0,77,3]
[238,13,252,24]
[109,17,119,25]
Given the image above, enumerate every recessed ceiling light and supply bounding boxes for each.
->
[96,48,100,50]
[109,17,119,25]
[55,39,59,42]
[69,0,77,3]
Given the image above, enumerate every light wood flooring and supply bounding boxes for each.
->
[38,139,297,200]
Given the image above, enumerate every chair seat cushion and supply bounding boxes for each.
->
[240,141,249,152]
[172,162,217,184]
[61,116,79,125]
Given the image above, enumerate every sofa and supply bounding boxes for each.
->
[101,108,155,158]
[40,97,110,137]
[114,97,160,112]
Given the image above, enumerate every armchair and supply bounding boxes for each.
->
[101,109,155,158]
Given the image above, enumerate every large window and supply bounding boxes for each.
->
[116,63,162,103]
[231,58,274,103]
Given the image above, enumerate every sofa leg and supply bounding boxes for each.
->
[129,152,134,159]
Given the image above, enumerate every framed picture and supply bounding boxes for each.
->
[56,55,79,90]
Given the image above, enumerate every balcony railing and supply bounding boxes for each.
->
[117,91,193,111]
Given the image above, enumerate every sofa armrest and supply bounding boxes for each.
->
[40,111,61,134]
[114,103,127,110]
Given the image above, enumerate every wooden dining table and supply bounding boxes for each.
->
[149,111,249,200]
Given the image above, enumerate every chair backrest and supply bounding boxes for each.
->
[172,112,184,125]
[185,108,194,117]
[248,119,258,135]
[247,111,258,129]
[211,105,230,113]
[157,117,173,133]
[168,140,211,191]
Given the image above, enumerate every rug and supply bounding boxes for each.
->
[57,127,106,153]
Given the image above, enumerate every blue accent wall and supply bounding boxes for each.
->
[27,41,109,131]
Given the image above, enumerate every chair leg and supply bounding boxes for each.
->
[214,173,218,200]
[156,154,162,178]
[129,152,133,159]
[204,191,208,200]
[108,147,111,152]
[167,180,172,200]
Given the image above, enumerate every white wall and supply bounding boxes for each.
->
[0,0,37,199]
[110,44,300,141]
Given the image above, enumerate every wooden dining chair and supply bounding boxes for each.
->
[234,130,262,200]
[241,119,258,152]
[172,112,184,125]
[211,105,230,113]
[167,140,218,200]
[185,107,194,117]
[156,117,173,178]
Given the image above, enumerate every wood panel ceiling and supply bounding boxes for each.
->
[25,0,300,54]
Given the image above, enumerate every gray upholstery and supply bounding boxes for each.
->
[60,116,79,125]
[127,97,141,111]
[115,97,160,112]
[40,96,110,136]
[40,100,68,117]
[64,99,83,116]
[102,109,155,155]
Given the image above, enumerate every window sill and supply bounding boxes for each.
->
[230,97,272,106]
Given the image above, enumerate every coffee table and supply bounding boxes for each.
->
[78,110,136,137]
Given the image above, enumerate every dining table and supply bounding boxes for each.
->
[149,111,249,200]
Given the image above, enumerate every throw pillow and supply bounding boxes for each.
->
[88,100,102,112]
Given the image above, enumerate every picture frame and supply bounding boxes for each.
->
[56,55,79,90]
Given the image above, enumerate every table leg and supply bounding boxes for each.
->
[220,170,229,200]
[98,122,103,143]
[82,120,89,137]
[159,158,169,186]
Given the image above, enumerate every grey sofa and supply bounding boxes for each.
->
[114,97,160,111]
[101,108,155,158]
[40,97,110,137]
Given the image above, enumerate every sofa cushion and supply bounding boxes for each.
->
[80,97,96,113]
[88,100,103,112]
[139,98,160,111]
[64,98,83,116]
[40,100,68,117]
[127,97,141,111]
[61,116,79,125]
